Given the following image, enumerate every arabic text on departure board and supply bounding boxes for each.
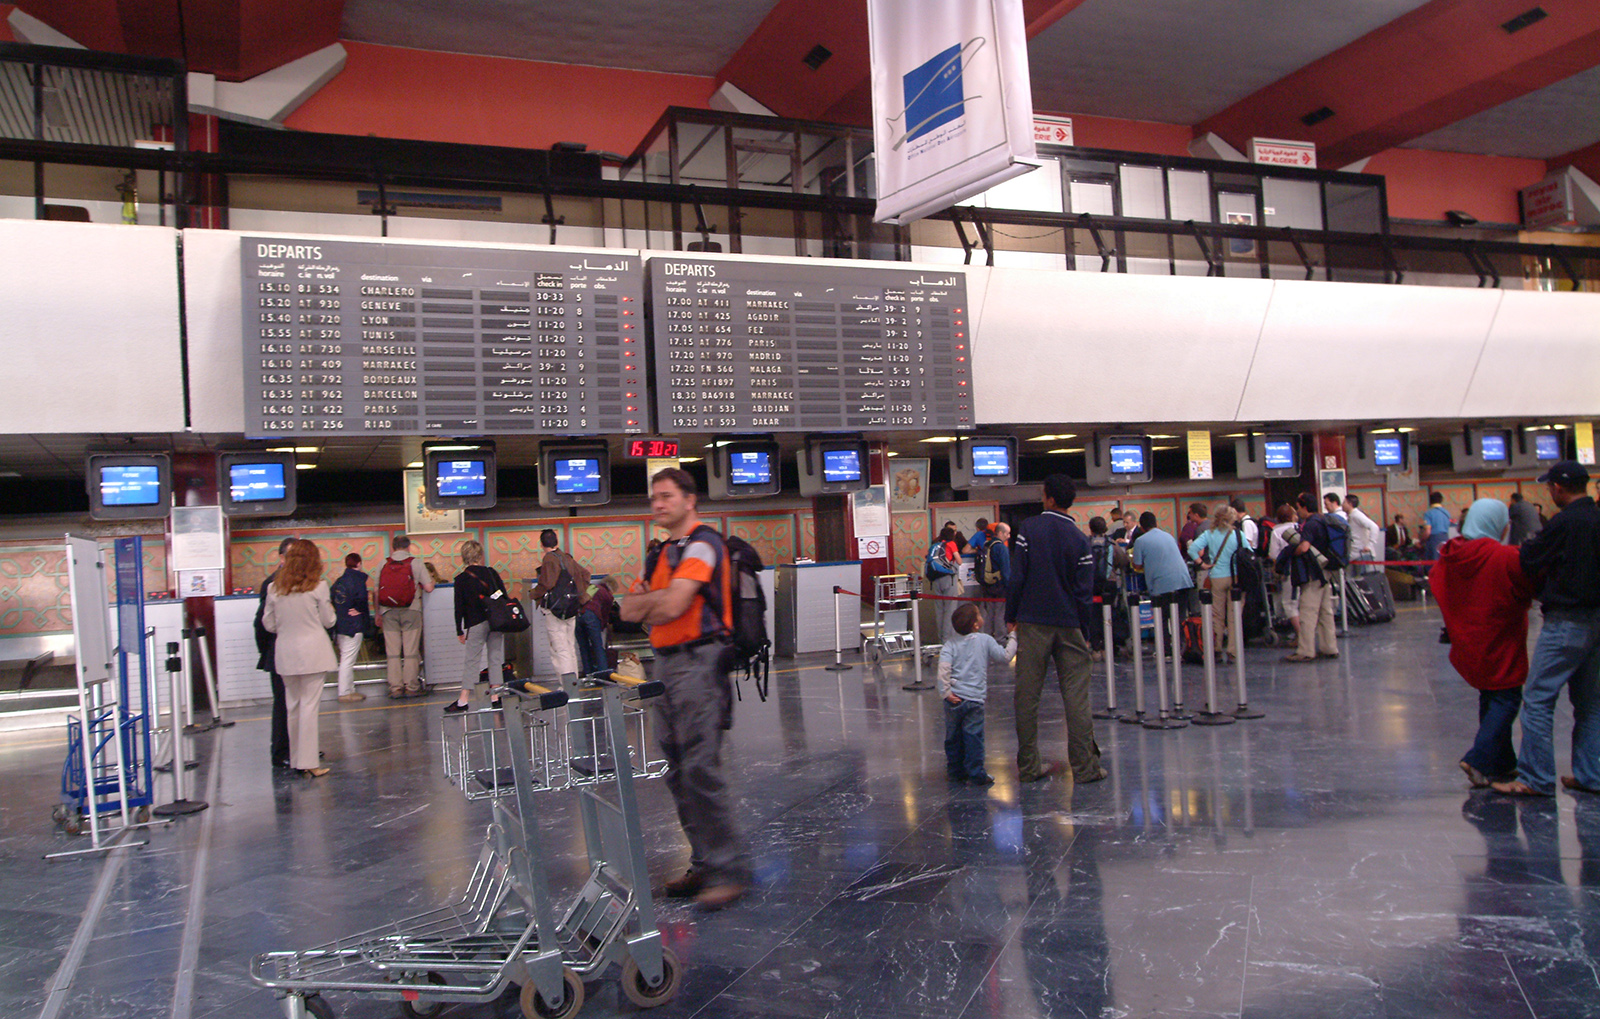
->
[241,238,647,436]
[648,260,971,433]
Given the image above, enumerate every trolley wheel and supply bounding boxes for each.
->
[304,993,335,1019]
[135,805,151,824]
[63,814,83,836]
[620,947,682,1008]
[863,644,882,667]
[398,972,448,1019]
[520,967,583,1019]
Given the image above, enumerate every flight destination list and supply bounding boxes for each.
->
[648,259,971,432]
[240,237,648,436]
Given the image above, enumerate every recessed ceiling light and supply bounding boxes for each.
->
[919,436,957,444]
[268,446,320,453]
[1028,433,1076,442]
[1397,427,1416,434]
[406,460,423,468]
[426,444,483,452]
[1370,427,1396,434]
[1148,434,1178,440]
[1222,433,1247,438]
[1046,447,1085,454]
[1153,445,1179,451]
[678,456,702,463]
[1553,424,1570,430]
[295,462,317,470]
[885,451,900,457]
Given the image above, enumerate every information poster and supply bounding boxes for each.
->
[171,505,225,572]
[1187,430,1213,480]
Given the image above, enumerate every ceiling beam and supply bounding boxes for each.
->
[1197,0,1600,169]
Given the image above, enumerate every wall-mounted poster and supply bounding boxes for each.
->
[890,458,929,513]
[404,468,464,535]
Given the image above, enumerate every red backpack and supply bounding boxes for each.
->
[377,557,418,608]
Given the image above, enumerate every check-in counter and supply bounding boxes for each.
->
[773,561,862,657]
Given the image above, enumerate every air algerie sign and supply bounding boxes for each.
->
[1250,138,1317,169]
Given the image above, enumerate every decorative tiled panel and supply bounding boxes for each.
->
[1074,500,1122,529]
[305,534,387,586]
[232,535,291,593]
[1430,484,1475,523]
[1474,481,1517,505]
[1125,500,1177,535]
[0,546,71,635]
[891,512,929,579]
[567,522,647,586]
[726,515,795,570]
[483,526,551,583]
[406,532,478,585]
[799,513,816,560]
[928,503,995,544]
[1385,490,1427,533]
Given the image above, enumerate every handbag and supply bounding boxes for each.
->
[484,589,531,633]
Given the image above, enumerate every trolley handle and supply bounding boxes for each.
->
[505,679,569,711]
[597,670,667,701]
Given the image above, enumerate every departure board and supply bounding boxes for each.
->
[241,237,647,436]
[648,259,971,433]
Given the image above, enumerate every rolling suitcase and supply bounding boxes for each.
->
[1353,573,1396,624]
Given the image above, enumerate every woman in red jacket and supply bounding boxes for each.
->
[1431,498,1535,787]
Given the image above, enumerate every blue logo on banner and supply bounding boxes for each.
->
[902,43,965,143]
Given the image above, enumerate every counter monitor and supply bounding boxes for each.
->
[1263,440,1297,473]
[436,459,488,498]
[552,458,602,495]
[425,443,498,510]
[1109,443,1145,476]
[730,450,774,487]
[971,444,1010,476]
[1372,436,1404,467]
[822,448,863,484]
[1535,432,1561,461]
[1480,430,1509,464]
[951,435,1018,488]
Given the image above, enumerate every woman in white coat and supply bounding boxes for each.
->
[263,539,337,778]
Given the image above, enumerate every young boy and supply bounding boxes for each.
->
[939,602,1018,786]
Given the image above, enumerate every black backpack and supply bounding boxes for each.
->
[724,534,770,658]
[542,553,582,619]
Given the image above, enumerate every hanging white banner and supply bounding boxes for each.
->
[867,0,1039,225]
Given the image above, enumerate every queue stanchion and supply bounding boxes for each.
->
[1120,593,1147,725]
[153,640,207,817]
[1337,569,1349,636]
[1231,588,1264,719]
[1143,593,1185,730]
[1168,595,1193,720]
[1093,595,1125,721]
[1192,590,1235,726]
[903,591,932,692]
[826,586,852,672]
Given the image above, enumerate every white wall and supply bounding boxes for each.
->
[0,220,184,432]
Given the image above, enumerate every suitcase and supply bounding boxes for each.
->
[1353,573,1396,624]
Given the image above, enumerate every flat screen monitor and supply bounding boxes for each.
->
[730,450,773,486]
[436,459,488,498]
[971,445,1010,477]
[554,458,601,494]
[1535,432,1561,461]
[87,452,172,521]
[1109,443,1145,475]
[822,448,863,483]
[425,443,498,510]
[1372,437,1404,468]
[219,451,298,516]
[1263,440,1296,473]
[1480,431,1509,463]
[537,441,609,507]
[798,436,868,495]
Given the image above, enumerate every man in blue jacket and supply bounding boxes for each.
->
[1005,474,1106,785]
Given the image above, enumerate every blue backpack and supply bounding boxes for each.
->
[925,541,957,581]
[1319,513,1351,570]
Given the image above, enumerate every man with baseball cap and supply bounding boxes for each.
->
[1494,461,1600,797]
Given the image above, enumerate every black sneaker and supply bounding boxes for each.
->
[967,773,996,787]
[443,700,469,714]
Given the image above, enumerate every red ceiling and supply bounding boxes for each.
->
[1199,0,1600,168]
[15,0,342,80]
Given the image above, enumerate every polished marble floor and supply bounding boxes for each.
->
[3,602,1598,1019]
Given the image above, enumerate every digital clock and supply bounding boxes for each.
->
[626,438,680,458]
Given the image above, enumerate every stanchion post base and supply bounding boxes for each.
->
[1232,704,1266,719]
[1092,707,1130,721]
[151,799,208,817]
[1118,711,1147,725]
[183,722,216,735]
[153,761,201,773]
[825,663,853,672]
[1170,707,1195,720]
[1141,716,1189,730]
[1191,712,1237,726]
[901,681,935,692]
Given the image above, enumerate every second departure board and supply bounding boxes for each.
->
[241,237,647,436]
[648,258,971,433]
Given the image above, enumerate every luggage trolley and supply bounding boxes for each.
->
[863,573,919,667]
[250,672,678,1019]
